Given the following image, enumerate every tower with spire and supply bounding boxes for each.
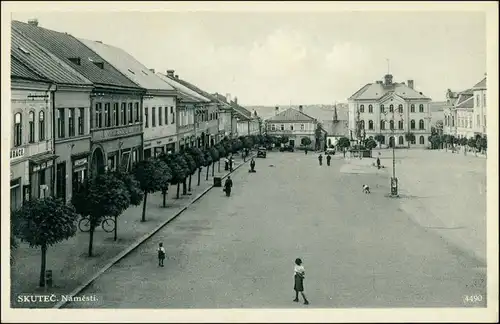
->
[333,103,339,123]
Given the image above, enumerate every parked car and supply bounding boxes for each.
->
[257,147,267,158]
[280,145,294,152]
[325,148,336,155]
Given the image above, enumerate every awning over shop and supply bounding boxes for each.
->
[71,151,91,160]
[30,152,58,165]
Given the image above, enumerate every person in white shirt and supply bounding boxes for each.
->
[158,242,166,267]
[293,258,309,305]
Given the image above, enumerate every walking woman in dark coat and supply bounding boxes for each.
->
[223,176,233,197]
[293,258,309,304]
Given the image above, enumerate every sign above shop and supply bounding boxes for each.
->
[73,158,88,167]
[32,159,54,173]
[10,148,25,160]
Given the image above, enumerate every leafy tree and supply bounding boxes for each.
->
[209,146,220,177]
[132,159,172,222]
[183,153,197,192]
[364,138,377,150]
[374,134,385,148]
[337,136,350,157]
[109,170,143,240]
[479,135,487,155]
[301,137,312,147]
[174,153,190,196]
[404,132,415,148]
[187,147,205,186]
[73,173,131,256]
[243,136,253,150]
[12,197,79,286]
[428,135,442,150]
[204,150,213,181]
[314,124,323,150]
[281,136,289,145]
[216,144,227,172]
[467,137,476,150]
[162,153,186,199]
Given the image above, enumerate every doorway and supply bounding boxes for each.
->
[56,162,66,203]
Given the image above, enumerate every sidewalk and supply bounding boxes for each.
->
[10,153,251,308]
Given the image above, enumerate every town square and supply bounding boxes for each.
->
[4,5,496,323]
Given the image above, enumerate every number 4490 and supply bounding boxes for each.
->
[463,294,483,303]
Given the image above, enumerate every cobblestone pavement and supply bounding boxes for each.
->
[66,150,486,308]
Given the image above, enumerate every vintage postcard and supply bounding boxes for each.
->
[1,1,498,323]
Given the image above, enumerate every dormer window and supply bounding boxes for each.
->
[18,46,30,54]
[68,57,81,65]
[94,62,104,69]
[128,69,136,75]
[141,70,148,75]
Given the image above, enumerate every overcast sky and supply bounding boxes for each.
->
[11,10,486,106]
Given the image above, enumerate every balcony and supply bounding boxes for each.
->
[91,124,142,142]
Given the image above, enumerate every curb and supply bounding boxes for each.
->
[54,154,254,309]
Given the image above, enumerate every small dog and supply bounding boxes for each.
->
[362,184,371,194]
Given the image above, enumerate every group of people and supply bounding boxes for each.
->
[316,154,332,166]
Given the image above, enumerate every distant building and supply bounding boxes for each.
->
[429,101,449,134]
[472,77,487,137]
[348,74,432,148]
[265,106,321,148]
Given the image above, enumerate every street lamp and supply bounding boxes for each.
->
[383,107,401,198]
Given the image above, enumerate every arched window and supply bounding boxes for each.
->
[368,120,374,130]
[359,105,364,113]
[419,119,425,130]
[29,111,35,143]
[360,120,365,129]
[398,120,404,129]
[380,104,385,113]
[380,120,385,130]
[368,104,373,113]
[398,104,403,113]
[410,104,415,113]
[398,136,404,145]
[389,136,395,147]
[39,111,45,141]
[410,119,416,130]
[14,113,22,147]
[419,104,424,113]
[389,104,394,112]
[419,135,425,144]
[389,120,394,130]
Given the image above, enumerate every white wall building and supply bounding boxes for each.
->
[348,74,432,147]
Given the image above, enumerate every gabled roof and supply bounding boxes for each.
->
[11,56,50,82]
[12,20,142,91]
[230,101,252,119]
[473,77,486,90]
[455,92,473,106]
[156,72,209,103]
[267,108,317,122]
[169,74,218,102]
[455,96,474,109]
[349,79,431,101]
[78,38,175,93]
[322,120,349,136]
[11,28,92,86]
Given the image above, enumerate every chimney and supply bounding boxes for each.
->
[96,41,103,44]
[166,70,175,77]
[149,68,155,73]
[298,105,303,112]
[28,19,39,27]
[226,93,231,102]
[275,106,279,115]
[407,80,414,89]
[234,97,238,104]
[174,74,179,79]
[384,74,393,85]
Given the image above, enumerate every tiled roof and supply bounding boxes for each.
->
[473,77,486,89]
[11,56,50,82]
[12,20,142,90]
[11,28,92,85]
[349,80,431,101]
[455,93,473,106]
[322,120,349,136]
[230,101,252,119]
[171,75,218,102]
[455,96,473,109]
[429,101,450,112]
[156,73,208,103]
[78,38,175,92]
[267,108,317,122]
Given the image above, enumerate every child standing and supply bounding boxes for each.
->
[293,258,310,305]
[158,243,166,267]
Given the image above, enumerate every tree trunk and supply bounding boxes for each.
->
[162,188,167,207]
[212,163,215,176]
[206,166,209,180]
[114,215,118,241]
[176,183,180,199]
[218,160,221,172]
[39,244,47,287]
[188,175,192,192]
[182,180,187,195]
[88,224,95,257]
[141,191,148,222]
[197,168,201,186]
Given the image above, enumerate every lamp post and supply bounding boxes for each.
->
[383,108,400,197]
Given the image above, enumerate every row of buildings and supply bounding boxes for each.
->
[10,19,260,211]
[442,76,487,139]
